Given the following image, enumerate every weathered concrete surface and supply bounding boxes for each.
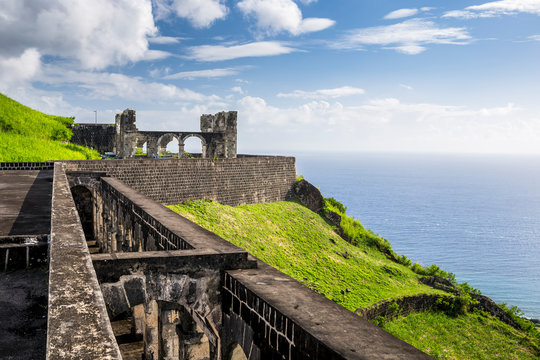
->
[226,261,432,359]
[47,163,121,359]
[0,170,52,236]
[0,268,48,359]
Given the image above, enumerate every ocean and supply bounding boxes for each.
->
[295,152,540,319]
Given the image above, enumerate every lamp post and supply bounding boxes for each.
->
[94,110,97,124]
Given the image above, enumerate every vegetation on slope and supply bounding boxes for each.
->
[169,199,443,310]
[383,310,539,360]
[0,93,100,161]
[168,199,540,359]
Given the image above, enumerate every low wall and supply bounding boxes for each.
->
[223,261,432,360]
[0,162,54,171]
[47,163,121,359]
[64,156,296,206]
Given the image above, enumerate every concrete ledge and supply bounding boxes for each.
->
[226,261,432,359]
[92,249,257,284]
[47,163,121,359]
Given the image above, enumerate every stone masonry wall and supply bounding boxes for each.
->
[64,156,296,206]
[70,124,116,154]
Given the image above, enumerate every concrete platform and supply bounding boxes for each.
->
[0,170,53,236]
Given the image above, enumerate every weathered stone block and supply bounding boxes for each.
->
[100,283,130,319]
[122,275,146,307]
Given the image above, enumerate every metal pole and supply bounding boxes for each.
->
[94,110,97,124]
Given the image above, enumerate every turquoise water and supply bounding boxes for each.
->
[295,152,540,319]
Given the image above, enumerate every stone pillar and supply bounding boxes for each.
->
[178,142,185,158]
[161,309,181,360]
[132,304,145,337]
[144,300,160,360]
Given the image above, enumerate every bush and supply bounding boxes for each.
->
[324,197,347,214]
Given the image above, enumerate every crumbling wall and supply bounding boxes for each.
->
[70,124,116,154]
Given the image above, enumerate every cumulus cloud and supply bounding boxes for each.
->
[0,49,42,91]
[167,0,228,28]
[231,86,244,94]
[237,0,335,36]
[443,0,540,18]
[277,86,365,99]
[0,0,157,69]
[187,41,297,61]
[164,68,239,80]
[337,19,471,54]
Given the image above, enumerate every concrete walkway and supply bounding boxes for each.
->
[0,170,53,237]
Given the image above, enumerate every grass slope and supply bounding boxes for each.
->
[169,200,442,310]
[383,310,539,360]
[168,199,540,359]
[0,93,100,161]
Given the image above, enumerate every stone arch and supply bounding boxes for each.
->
[135,136,148,157]
[181,134,207,158]
[157,133,180,157]
[71,185,95,241]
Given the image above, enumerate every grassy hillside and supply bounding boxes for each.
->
[168,199,540,359]
[0,93,100,161]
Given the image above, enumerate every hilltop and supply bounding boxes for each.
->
[169,191,540,359]
[0,93,100,161]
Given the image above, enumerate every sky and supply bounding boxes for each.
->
[1,0,540,154]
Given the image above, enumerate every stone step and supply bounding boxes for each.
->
[86,240,97,247]
[88,247,100,254]
[111,318,143,360]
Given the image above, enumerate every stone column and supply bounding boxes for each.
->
[144,300,160,360]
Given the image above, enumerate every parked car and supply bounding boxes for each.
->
[101,152,119,159]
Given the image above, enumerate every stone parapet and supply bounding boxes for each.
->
[47,163,121,359]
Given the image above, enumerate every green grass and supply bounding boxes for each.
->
[0,93,100,161]
[169,200,443,310]
[383,310,540,360]
[168,199,540,359]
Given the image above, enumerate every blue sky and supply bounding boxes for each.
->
[1,0,539,154]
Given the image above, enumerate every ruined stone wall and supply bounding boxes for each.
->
[70,124,116,154]
[64,156,296,206]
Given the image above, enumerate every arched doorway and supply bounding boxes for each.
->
[157,133,180,158]
[182,135,206,158]
[71,185,94,241]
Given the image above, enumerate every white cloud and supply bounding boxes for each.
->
[0,49,41,91]
[443,0,540,18]
[231,86,244,94]
[40,66,221,103]
[0,0,157,69]
[141,50,173,61]
[400,84,413,90]
[297,0,318,4]
[237,0,335,36]
[237,95,539,154]
[277,86,365,99]
[168,0,228,28]
[384,8,419,20]
[338,19,471,54]
[148,36,182,44]
[164,68,239,80]
[187,41,297,61]
[529,34,540,40]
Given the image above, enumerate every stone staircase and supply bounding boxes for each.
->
[110,317,144,360]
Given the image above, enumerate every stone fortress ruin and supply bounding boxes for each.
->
[70,109,238,159]
[0,110,433,360]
